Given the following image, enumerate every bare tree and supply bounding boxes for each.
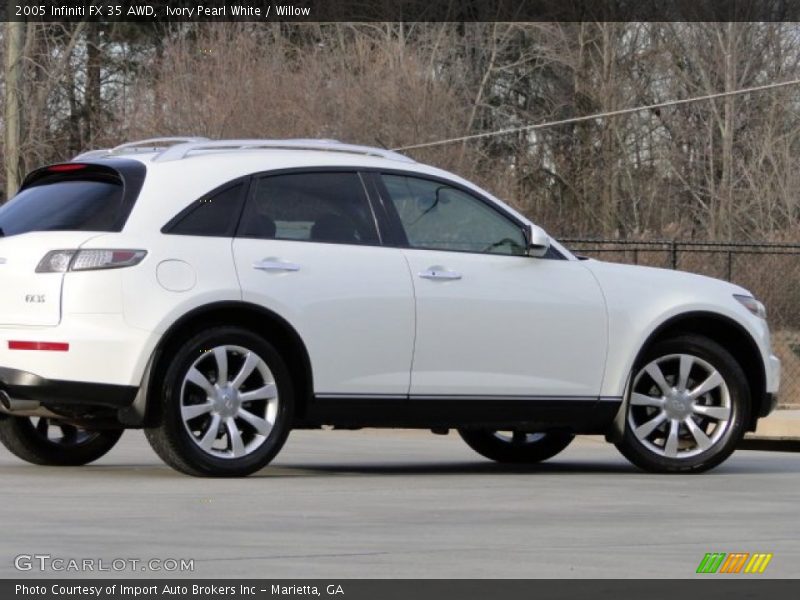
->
[4,21,800,242]
[4,15,24,199]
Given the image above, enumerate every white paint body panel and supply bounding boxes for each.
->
[233,239,415,395]
[0,232,103,326]
[403,249,607,397]
[583,259,781,396]
[0,315,157,386]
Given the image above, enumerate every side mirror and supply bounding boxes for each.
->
[525,224,551,258]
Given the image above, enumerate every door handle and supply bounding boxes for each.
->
[253,259,300,272]
[419,267,462,281]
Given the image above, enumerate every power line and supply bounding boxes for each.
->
[391,77,800,152]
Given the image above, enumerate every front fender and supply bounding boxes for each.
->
[584,260,772,400]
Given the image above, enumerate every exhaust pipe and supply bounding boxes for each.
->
[0,391,47,416]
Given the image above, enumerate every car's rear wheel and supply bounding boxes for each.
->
[145,326,293,477]
[615,334,750,473]
[458,429,575,463]
[0,416,122,466]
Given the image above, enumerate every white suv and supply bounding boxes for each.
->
[0,138,781,476]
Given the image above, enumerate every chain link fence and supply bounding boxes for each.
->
[561,239,800,409]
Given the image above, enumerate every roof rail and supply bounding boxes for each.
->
[110,137,210,154]
[72,137,210,161]
[153,139,415,163]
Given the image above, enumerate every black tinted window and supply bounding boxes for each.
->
[0,179,123,236]
[239,172,378,244]
[166,183,244,237]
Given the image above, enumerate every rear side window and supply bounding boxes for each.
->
[0,161,144,237]
[238,172,379,245]
[163,182,245,237]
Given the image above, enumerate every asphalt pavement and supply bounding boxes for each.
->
[0,429,797,579]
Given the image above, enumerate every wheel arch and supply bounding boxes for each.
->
[121,301,313,427]
[608,311,767,440]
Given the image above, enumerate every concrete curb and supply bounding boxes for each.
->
[748,409,800,437]
[739,409,800,452]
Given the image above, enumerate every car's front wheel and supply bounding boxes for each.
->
[615,334,750,473]
[458,429,575,463]
[0,416,123,466]
[145,326,294,477]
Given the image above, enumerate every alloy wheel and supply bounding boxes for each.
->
[180,345,279,459]
[628,353,732,459]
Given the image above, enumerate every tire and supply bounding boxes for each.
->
[0,416,122,466]
[615,334,750,473]
[458,429,575,463]
[145,326,294,477]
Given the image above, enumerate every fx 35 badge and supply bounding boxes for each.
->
[25,295,45,304]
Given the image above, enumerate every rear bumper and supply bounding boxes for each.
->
[0,314,158,387]
[0,366,136,408]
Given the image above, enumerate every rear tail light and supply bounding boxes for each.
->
[36,249,147,273]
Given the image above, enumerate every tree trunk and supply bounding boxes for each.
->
[85,23,102,146]
[719,22,736,239]
[4,16,25,200]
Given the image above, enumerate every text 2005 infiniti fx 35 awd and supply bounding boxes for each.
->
[0,138,780,476]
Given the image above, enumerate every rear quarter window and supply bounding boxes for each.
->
[162,181,246,237]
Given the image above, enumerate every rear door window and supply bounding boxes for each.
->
[237,172,379,245]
